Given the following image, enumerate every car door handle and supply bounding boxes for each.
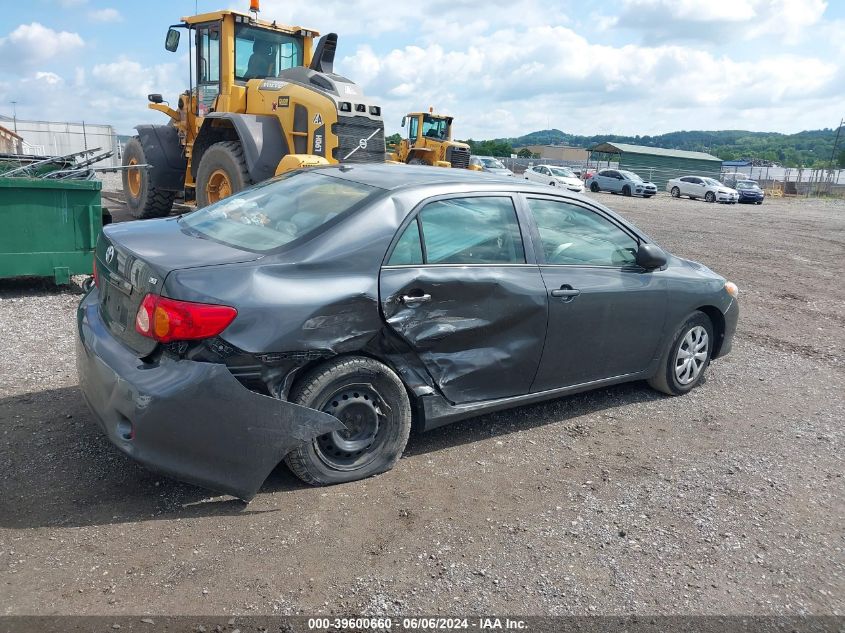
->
[550,286,581,301]
[401,293,431,306]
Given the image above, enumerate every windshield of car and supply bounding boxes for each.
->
[181,172,381,252]
[735,181,759,190]
[549,167,575,178]
[619,170,642,182]
[234,24,303,81]
[703,177,723,187]
[481,158,506,169]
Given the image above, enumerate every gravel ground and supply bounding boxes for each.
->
[0,192,842,617]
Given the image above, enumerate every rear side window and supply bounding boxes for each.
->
[387,196,525,265]
[526,198,638,267]
[388,218,424,265]
[181,172,381,252]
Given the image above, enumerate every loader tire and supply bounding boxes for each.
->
[122,136,176,219]
[196,141,252,208]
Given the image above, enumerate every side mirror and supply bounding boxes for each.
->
[147,93,164,104]
[636,243,667,270]
[401,116,406,127]
[165,28,180,52]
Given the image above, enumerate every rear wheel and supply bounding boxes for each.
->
[284,356,412,486]
[590,182,600,192]
[196,141,252,208]
[705,191,716,203]
[122,136,176,219]
[670,186,680,198]
[648,312,714,396]
[408,157,426,165]
[622,185,632,196]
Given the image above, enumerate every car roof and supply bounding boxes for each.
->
[310,163,531,191]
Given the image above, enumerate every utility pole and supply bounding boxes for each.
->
[826,117,844,194]
[10,101,17,133]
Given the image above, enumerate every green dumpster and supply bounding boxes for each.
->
[0,177,103,284]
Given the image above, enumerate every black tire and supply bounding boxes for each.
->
[643,194,653,198]
[756,201,762,205]
[705,191,716,203]
[122,136,176,219]
[195,141,252,208]
[590,181,600,192]
[648,312,714,396]
[622,185,631,196]
[670,186,680,198]
[408,157,426,165]
[284,356,412,486]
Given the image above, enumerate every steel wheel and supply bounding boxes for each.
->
[126,157,142,198]
[675,326,709,385]
[205,169,232,204]
[313,385,389,471]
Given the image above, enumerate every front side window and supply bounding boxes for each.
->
[391,196,524,265]
[234,24,303,81]
[181,172,381,252]
[526,198,638,267]
[408,116,419,140]
[549,167,575,178]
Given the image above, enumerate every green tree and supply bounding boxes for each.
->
[386,133,401,146]
[517,148,533,158]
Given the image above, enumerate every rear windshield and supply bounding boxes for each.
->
[181,172,381,252]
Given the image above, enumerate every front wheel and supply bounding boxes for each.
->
[196,141,252,208]
[705,191,716,203]
[648,312,714,396]
[622,185,631,196]
[590,182,600,192]
[670,186,680,198]
[284,356,412,485]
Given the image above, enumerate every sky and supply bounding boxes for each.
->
[1,0,844,139]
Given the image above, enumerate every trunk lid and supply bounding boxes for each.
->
[95,217,260,356]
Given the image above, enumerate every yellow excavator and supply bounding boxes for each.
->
[390,109,474,169]
[122,1,385,217]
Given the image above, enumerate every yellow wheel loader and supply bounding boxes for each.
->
[122,3,385,218]
[391,110,475,169]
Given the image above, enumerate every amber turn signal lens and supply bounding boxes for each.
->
[725,281,739,298]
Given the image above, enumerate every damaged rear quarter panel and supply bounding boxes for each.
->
[163,196,410,356]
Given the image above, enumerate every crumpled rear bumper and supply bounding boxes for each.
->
[75,289,344,501]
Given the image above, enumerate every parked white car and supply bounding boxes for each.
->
[523,165,585,192]
[667,176,738,203]
[586,169,657,197]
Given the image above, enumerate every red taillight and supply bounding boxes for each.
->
[135,294,237,343]
[92,259,100,288]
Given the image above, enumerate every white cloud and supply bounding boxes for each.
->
[0,23,84,72]
[606,0,827,45]
[340,22,842,138]
[88,8,123,23]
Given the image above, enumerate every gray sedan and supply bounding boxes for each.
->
[77,164,738,500]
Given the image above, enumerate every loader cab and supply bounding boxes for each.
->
[405,113,452,143]
[165,10,315,117]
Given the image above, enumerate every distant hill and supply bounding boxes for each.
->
[487,127,844,168]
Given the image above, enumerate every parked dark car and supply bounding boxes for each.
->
[734,179,765,204]
[77,164,739,500]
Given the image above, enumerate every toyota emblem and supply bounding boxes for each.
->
[105,245,115,264]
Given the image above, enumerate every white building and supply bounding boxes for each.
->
[0,115,120,167]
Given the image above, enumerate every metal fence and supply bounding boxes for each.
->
[721,166,845,197]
